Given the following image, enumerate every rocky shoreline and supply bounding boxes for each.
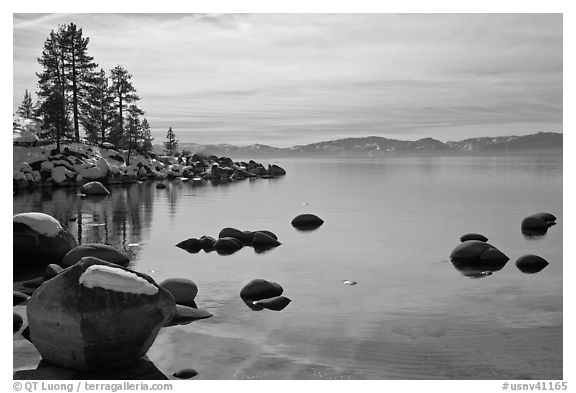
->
[13,142,287,192]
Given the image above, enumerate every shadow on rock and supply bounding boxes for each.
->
[14,357,168,380]
[451,259,508,278]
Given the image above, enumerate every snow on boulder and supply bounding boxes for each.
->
[14,212,62,237]
[13,212,77,266]
[80,181,110,196]
[26,257,175,370]
[79,264,158,295]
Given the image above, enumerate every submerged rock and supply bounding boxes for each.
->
[80,181,110,196]
[164,305,212,327]
[252,231,281,248]
[459,233,488,242]
[159,278,198,308]
[26,257,176,370]
[521,213,557,237]
[253,296,291,311]
[213,237,243,255]
[62,243,130,267]
[199,235,216,252]
[515,254,549,274]
[291,214,324,230]
[450,240,509,278]
[218,227,253,245]
[240,279,284,302]
[13,213,77,266]
[173,368,199,379]
[175,238,202,253]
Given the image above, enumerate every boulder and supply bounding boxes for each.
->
[159,278,198,308]
[521,216,549,231]
[51,166,75,187]
[253,296,291,311]
[240,279,284,302]
[26,257,176,370]
[515,255,549,274]
[530,212,556,223]
[291,214,324,230]
[62,243,130,267]
[164,305,212,327]
[44,264,64,280]
[175,238,202,253]
[450,241,509,265]
[459,233,488,242]
[14,291,30,306]
[213,237,243,255]
[173,368,199,379]
[199,235,216,251]
[218,227,253,244]
[252,231,281,248]
[450,240,509,278]
[14,213,77,266]
[256,230,278,240]
[267,164,286,176]
[80,181,110,196]
[14,312,23,333]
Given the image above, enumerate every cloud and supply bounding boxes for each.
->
[13,13,562,146]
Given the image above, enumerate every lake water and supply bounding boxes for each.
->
[13,153,563,379]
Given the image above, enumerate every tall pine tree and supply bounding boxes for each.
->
[164,126,179,156]
[109,65,140,147]
[17,90,35,118]
[37,29,70,151]
[62,23,98,142]
[80,68,114,144]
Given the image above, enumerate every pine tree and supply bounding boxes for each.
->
[37,29,70,151]
[17,90,35,119]
[109,65,140,146]
[126,104,144,165]
[80,68,114,144]
[140,118,154,153]
[61,23,98,142]
[164,126,179,156]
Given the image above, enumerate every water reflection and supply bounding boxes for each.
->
[13,183,155,262]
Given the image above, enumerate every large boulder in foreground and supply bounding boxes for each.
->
[62,244,130,267]
[515,254,549,274]
[291,214,324,230]
[80,181,110,196]
[14,213,77,266]
[26,257,176,370]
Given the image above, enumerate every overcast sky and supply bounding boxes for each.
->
[13,13,562,147]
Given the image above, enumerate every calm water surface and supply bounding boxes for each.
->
[13,154,563,379]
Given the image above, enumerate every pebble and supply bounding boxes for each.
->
[173,368,198,379]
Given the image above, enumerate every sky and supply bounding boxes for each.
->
[12,13,563,147]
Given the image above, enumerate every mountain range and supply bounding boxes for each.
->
[153,132,562,158]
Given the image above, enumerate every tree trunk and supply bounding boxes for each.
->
[71,45,80,142]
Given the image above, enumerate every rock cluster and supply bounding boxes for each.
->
[176,228,281,255]
[13,143,286,192]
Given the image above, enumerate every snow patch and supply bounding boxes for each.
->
[13,212,63,237]
[79,265,158,295]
